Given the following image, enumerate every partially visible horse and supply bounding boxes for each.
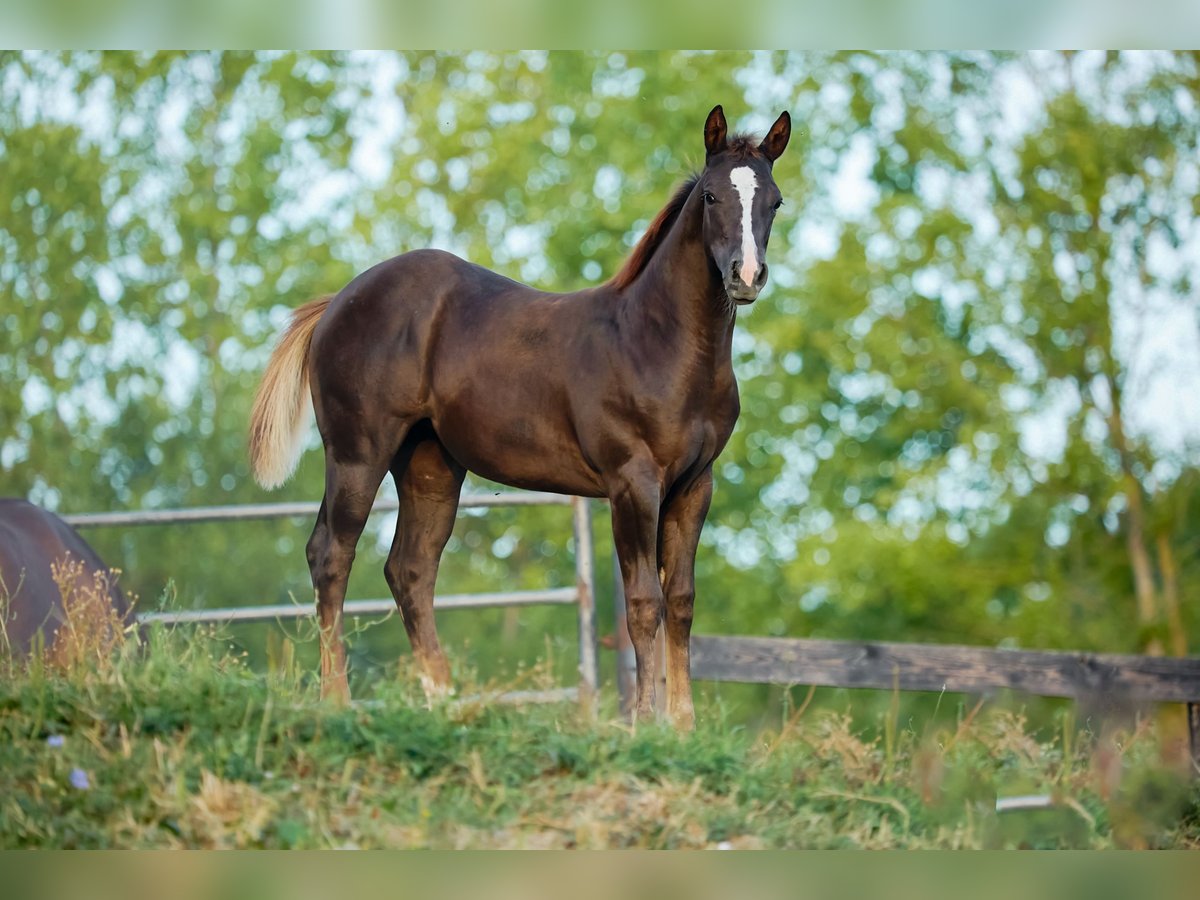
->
[249,104,791,727]
[0,498,133,661]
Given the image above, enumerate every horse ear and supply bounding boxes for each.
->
[759,111,791,163]
[704,105,728,160]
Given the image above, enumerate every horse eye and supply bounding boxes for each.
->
[773,199,784,211]
[703,191,716,205]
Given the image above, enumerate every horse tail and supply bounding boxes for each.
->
[248,296,331,490]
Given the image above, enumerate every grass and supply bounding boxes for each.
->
[2,599,1198,848]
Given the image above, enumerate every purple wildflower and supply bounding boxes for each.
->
[46,735,65,748]
[69,768,90,790]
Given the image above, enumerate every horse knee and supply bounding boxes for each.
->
[666,591,694,632]
[625,593,662,642]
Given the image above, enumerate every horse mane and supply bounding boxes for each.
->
[607,173,700,291]
[606,136,765,291]
[723,134,767,161]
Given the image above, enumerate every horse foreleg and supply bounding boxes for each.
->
[385,434,464,701]
[658,467,713,732]
[610,462,665,723]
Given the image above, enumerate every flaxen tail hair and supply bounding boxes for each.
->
[248,296,331,490]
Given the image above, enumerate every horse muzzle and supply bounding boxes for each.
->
[720,256,768,307]
[725,261,767,305]
[726,285,759,305]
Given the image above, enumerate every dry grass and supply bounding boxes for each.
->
[0,625,1196,849]
[0,554,131,675]
[45,557,130,673]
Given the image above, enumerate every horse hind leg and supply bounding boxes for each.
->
[384,429,465,701]
[307,452,392,704]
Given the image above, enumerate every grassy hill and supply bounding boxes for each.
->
[2,621,1197,849]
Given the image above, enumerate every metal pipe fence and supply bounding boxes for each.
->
[65,491,599,706]
[60,491,572,529]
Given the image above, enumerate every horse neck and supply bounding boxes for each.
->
[621,193,736,369]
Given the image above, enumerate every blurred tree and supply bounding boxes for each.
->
[1,50,367,614]
[1,51,1197,690]
[703,51,1200,657]
[986,52,1200,655]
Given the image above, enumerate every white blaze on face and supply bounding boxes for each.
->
[729,166,759,288]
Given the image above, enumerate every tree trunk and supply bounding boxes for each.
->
[1119,469,1163,655]
[1103,374,1163,656]
[1156,531,1187,657]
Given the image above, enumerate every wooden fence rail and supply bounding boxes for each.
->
[689,634,1200,769]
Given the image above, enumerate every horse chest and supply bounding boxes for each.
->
[651,389,739,476]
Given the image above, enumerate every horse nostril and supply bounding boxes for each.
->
[729,258,742,279]
[755,264,768,287]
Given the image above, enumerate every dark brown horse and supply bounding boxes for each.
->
[249,105,790,727]
[0,498,132,660]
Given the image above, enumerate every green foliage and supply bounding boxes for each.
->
[2,52,1199,705]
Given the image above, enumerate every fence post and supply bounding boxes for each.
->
[1189,701,1199,776]
[572,497,599,714]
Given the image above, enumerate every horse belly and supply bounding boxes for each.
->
[431,392,605,498]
